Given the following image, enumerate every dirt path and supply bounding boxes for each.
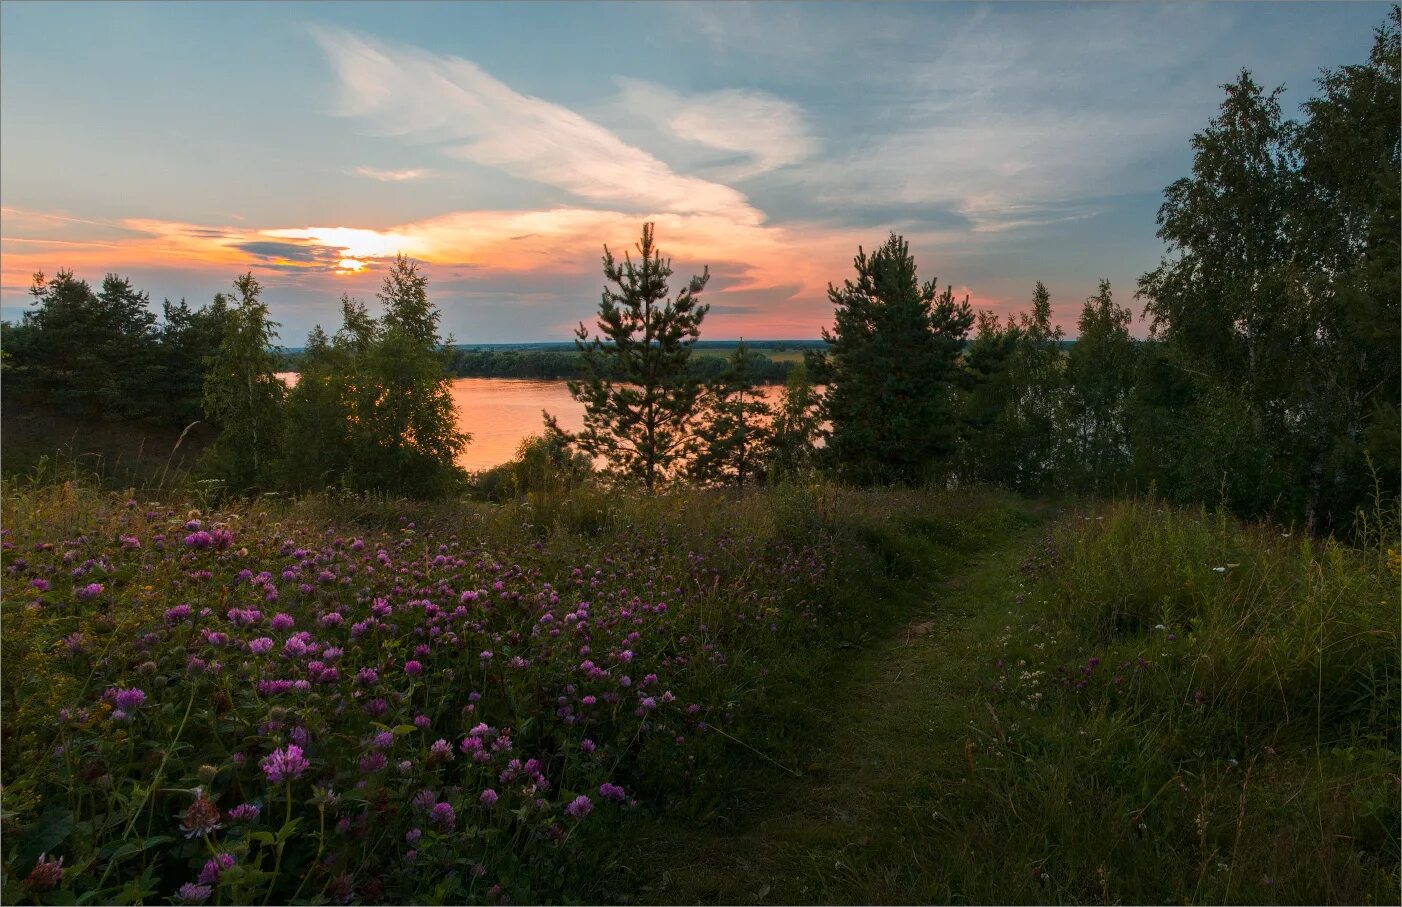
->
[619,520,1047,905]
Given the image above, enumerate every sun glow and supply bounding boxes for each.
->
[264,226,426,260]
[336,257,367,273]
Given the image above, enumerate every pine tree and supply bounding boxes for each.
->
[14,270,162,420]
[690,340,773,487]
[563,223,710,491]
[820,233,973,484]
[157,293,228,428]
[202,273,285,490]
[768,358,822,481]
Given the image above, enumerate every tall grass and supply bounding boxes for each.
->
[967,499,1399,903]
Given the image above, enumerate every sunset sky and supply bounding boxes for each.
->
[0,1,1384,342]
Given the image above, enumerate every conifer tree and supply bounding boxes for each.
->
[202,273,285,490]
[563,223,710,491]
[690,340,773,487]
[15,270,161,420]
[820,233,972,484]
[157,293,228,428]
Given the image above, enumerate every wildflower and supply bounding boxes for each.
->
[580,738,596,754]
[358,751,387,774]
[261,744,310,783]
[248,637,274,655]
[23,854,63,892]
[429,801,456,831]
[404,659,424,676]
[429,739,454,762]
[599,782,626,802]
[411,789,438,811]
[107,687,148,711]
[76,582,103,600]
[197,853,234,886]
[164,604,192,624]
[270,613,295,631]
[180,789,223,838]
[479,788,499,807]
[565,795,593,819]
[176,883,212,904]
[227,803,260,822]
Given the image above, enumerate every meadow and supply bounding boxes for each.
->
[1,478,1396,904]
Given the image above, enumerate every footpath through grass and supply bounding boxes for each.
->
[610,512,1051,904]
[610,501,1400,905]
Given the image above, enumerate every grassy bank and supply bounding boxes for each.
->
[0,396,213,492]
[615,498,1400,905]
[0,480,1028,904]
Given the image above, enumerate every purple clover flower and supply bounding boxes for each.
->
[260,744,309,783]
[564,795,593,819]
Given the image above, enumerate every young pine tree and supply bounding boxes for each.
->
[821,233,973,484]
[563,223,710,491]
[768,357,822,481]
[202,273,285,490]
[690,340,773,488]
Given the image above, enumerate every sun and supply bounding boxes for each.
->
[336,257,367,273]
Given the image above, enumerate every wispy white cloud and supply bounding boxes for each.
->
[615,78,816,180]
[353,166,429,182]
[310,25,763,225]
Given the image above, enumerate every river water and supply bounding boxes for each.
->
[277,375,794,473]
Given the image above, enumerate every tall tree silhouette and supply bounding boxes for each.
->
[563,223,709,491]
[202,273,284,490]
[821,234,973,484]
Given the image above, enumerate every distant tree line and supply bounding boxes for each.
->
[2,11,1394,529]
[442,347,795,383]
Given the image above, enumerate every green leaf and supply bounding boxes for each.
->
[274,817,302,843]
[11,806,74,870]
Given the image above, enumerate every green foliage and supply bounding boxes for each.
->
[155,294,229,428]
[280,262,469,499]
[689,341,773,488]
[8,271,162,421]
[767,358,822,482]
[821,233,973,484]
[201,273,285,491]
[564,223,710,491]
[1063,280,1137,491]
[1135,13,1400,530]
[958,282,1066,490]
[471,426,593,501]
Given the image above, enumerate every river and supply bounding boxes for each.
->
[277,375,795,473]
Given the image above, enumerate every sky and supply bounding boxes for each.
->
[0,1,1388,342]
